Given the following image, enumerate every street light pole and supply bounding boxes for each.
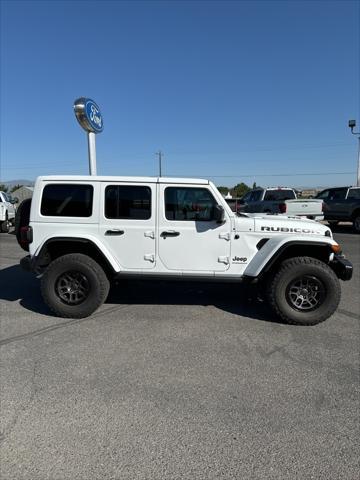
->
[156,151,163,177]
[348,120,360,187]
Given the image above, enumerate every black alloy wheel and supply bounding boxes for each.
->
[55,271,90,305]
[285,275,325,312]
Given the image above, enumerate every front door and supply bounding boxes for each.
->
[158,185,231,272]
[99,182,156,270]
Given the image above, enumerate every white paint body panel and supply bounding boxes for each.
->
[28,176,336,279]
[0,191,16,221]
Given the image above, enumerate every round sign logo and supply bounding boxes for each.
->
[74,97,103,133]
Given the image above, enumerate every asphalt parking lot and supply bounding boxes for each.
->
[0,228,359,480]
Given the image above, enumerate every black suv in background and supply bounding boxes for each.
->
[316,186,360,232]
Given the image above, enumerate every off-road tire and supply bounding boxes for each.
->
[353,213,360,233]
[267,256,340,325]
[0,214,9,233]
[15,198,32,250]
[41,253,110,318]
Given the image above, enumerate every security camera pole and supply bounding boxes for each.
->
[74,98,104,175]
[348,119,360,187]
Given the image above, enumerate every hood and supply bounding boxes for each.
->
[236,213,332,237]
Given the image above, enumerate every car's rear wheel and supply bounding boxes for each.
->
[41,253,110,318]
[267,256,340,325]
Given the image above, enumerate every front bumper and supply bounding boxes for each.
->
[330,254,353,281]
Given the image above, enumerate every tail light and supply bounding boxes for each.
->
[20,226,33,248]
[279,203,287,213]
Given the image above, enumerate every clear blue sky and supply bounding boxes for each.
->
[1,0,359,187]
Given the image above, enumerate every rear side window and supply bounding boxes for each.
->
[347,188,360,200]
[264,190,295,201]
[165,187,217,221]
[41,184,93,217]
[105,185,151,219]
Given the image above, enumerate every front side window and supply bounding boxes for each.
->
[41,184,93,217]
[316,189,330,199]
[165,187,217,221]
[250,190,263,202]
[105,185,151,219]
[329,188,347,200]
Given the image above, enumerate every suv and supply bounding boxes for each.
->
[19,176,352,325]
[316,187,360,232]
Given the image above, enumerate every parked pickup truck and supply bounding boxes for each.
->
[0,191,16,232]
[316,186,360,232]
[235,187,324,220]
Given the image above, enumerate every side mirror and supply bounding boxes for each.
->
[214,204,225,223]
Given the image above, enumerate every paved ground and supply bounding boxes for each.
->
[0,228,359,480]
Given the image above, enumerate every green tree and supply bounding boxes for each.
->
[11,184,22,193]
[231,182,250,198]
[0,184,8,192]
[217,186,229,196]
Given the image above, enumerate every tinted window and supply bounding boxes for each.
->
[105,185,151,219]
[41,184,93,217]
[264,190,295,201]
[316,189,330,199]
[347,188,360,200]
[329,188,347,200]
[250,190,263,202]
[165,187,217,221]
[242,192,252,202]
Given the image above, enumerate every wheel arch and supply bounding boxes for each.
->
[351,208,360,220]
[244,240,334,279]
[34,237,119,278]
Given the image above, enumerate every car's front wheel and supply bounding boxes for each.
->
[41,253,110,318]
[267,256,340,325]
[1,215,10,233]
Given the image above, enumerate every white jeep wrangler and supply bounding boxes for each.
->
[19,176,353,325]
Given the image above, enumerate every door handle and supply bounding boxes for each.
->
[161,230,180,238]
[105,229,124,236]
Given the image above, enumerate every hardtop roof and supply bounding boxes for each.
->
[36,175,210,185]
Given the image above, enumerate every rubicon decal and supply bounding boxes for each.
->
[261,226,322,234]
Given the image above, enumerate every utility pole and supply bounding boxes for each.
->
[348,120,360,187]
[156,150,163,177]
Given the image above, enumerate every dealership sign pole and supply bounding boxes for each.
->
[74,98,103,175]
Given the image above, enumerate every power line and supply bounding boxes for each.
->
[166,172,356,178]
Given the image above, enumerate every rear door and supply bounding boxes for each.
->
[99,182,156,269]
[158,184,231,272]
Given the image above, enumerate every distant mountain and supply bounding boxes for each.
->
[1,179,34,188]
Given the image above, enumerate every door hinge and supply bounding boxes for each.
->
[144,231,155,239]
[144,254,155,262]
[219,232,231,241]
[218,256,229,265]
